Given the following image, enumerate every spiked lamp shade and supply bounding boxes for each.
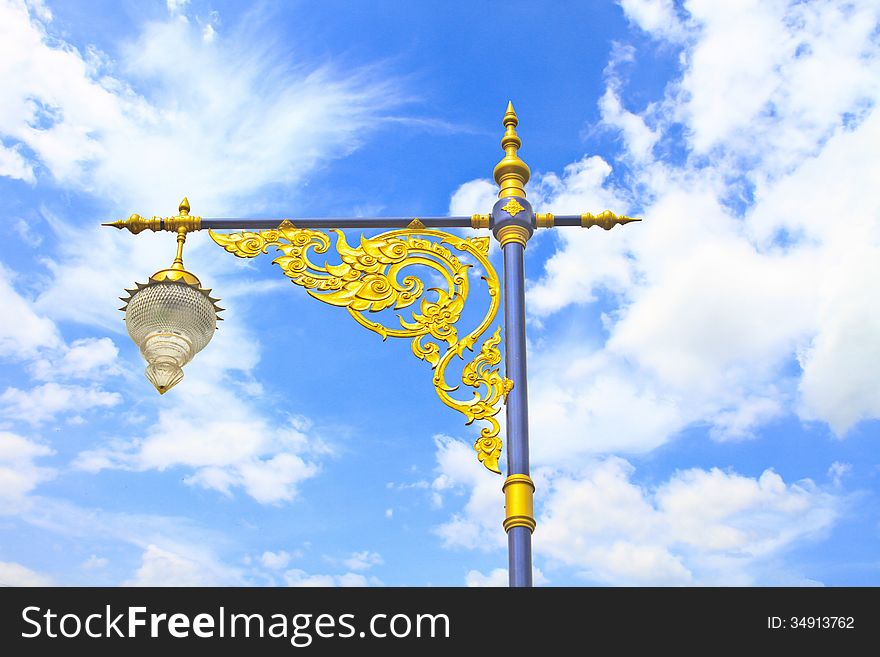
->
[122,278,221,394]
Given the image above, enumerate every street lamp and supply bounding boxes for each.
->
[117,203,223,394]
[104,103,639,586]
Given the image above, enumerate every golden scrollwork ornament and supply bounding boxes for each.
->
[210,221,512,473]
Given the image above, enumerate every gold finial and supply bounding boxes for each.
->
[581,210,642,230]
[102,213,162,234]
[165,197,202,232]
[503,100,517,127]
[493,101,530,199]
[102,198,200,234]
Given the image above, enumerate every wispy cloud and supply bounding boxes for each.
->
[1,382,121,425]
[0,0,403,211]
[0,431,55,508]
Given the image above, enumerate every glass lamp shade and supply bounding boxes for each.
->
[123,279,220,394]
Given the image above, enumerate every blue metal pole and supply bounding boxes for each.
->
[198,216,475,230]
[502,239,533,587]
[490,102,537,588]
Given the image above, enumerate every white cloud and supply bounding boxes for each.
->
[465,567,508,587]
[528,350,684,461]
[827,462,851,488]
[431,436,505,551]
[465,567,548,587]
[260,550,295,570]
[449,179,497,217]
[0,264,61,359]
[81,554,109,569]
[31,337,120,380]
[343,550,383,571]
[0,0,401,209]
[19,496,248,585]
[0,431,54,507]
[437,434,846,586]
[283,569,375,587]
[709,396,783,441]
[166,0,189,14]
[23,0,51,22]
[797,242,880,434]
[538,460,839,585]
[73,370,328,504]
[76,415,323,505]
[124,544,221,586]
[0,560,52,586]
[434,442,841,585]
[619,0,686,42]
[601,90,657,162]
[0,142,34,181]
[13,218,43,246]
[676,0,880,163]
[1,382,121,425]
[599,78,659,163]
[525,156,634,316]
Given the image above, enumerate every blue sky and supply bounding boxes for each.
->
[0,0,879,586]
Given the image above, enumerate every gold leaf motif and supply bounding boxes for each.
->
[501,199,525,217]
[209,224,508,473]
[470,236,490,256]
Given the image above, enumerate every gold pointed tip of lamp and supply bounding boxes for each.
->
[494,100,530,199]
[504,100,518,126]
[102,219,125,229]
[178,197,190,215]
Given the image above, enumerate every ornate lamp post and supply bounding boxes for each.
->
[104,103,639,587]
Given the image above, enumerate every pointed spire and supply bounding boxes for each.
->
[580,210,642,230]
[101,213,161,234]
[493,101,530,199]
[179,197,190,215]
[503,101,518,128]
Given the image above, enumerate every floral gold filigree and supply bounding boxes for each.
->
[210,223,510,473]
[501,199,525,216]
